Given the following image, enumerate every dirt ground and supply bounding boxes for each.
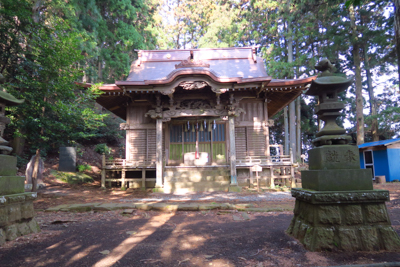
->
[1,182,400,266]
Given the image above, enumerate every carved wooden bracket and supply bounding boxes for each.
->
[179,81,208,90]
[227,107,245,117]
[145,110,162,119]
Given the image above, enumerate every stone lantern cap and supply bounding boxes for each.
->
[305,75,354,97]
[0,91,25,106]
[0,73,24,154]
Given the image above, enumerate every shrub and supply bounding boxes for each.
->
[77,164,92,172]
[94,143,111,155]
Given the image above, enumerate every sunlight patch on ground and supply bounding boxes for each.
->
[66,245,100,266]
[46,240,64,250]
[92,212,175,267]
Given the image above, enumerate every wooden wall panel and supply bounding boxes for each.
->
[235,127,247,159]
[238,100,265,122]
[147,129,156,161]
[127,105,153,125]
[247,127,265,156]
[129,129,146,161]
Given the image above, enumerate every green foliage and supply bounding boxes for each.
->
[94,143,111,155]
[51,170,94,184]
[77,164,92,172]
[1,0,107,154]
[63,0,159,83]
[16,155,30,169]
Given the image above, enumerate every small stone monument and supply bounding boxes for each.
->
[286,60,400,251]
[0,74,39,246]
[59,146,76,172]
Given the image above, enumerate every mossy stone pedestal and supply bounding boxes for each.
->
[0,155,39,246]
[287,189,400,251]
[288,59,400,251]
[287,144,400,251]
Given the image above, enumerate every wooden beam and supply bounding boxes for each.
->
[156,119,163,188]
[264,99,270,160]
[228,116,237,185]
[142,169,146,188]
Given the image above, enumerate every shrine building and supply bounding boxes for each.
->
[95,47,316,193]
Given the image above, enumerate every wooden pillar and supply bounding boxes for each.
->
[121,168,126,189]
[264,99,270,161]
[101,153,106,188]
[228,115,237,185]
[142,169,146,188]
[156,118,163,188]
[269,167,275,188]
[249,168,254,188]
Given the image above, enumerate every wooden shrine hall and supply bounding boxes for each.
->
[96,47,315,193]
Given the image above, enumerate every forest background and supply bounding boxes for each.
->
[0,0,398,164]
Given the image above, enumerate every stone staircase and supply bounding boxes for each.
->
[163,166,231,193]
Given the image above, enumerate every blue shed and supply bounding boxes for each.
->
[358,138,400,182]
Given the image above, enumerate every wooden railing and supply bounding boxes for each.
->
[236,155,293,166]
[236,150,296,188]
[103,158,156,169]
[101,155,156,189]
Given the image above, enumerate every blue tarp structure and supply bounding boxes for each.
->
[359,138,400,182]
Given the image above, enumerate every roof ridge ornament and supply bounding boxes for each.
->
[175,56,210,69]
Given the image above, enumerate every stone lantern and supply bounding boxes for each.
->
[0,74,24,155]
[286,59,400,251]
[0,74,39,245]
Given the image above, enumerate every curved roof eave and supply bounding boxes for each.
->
[115,68,273,87]
[267,76,318,87]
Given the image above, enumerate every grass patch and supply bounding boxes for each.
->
[50,169,94,184]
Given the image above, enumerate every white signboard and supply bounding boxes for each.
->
[251,165,262,172]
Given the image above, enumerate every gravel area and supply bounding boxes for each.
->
[120,191,293,202]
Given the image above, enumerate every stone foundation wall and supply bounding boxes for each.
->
[0,192,40,245]
[164,167,230,193]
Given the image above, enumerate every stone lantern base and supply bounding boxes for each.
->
[287,188,400,251]
[0,155,40,246]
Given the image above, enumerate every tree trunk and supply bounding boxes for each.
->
[363,46,379,141]
[31,149,40,192]
[289,102,296,161]
[286,4,296,159]
[394,0,400,87]
[98,60,102,81]
[284,107,289,155]
[296,97,301,159]
[349,5,364,145]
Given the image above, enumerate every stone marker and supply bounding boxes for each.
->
[59,146,76,172]
[286,59,400,251]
